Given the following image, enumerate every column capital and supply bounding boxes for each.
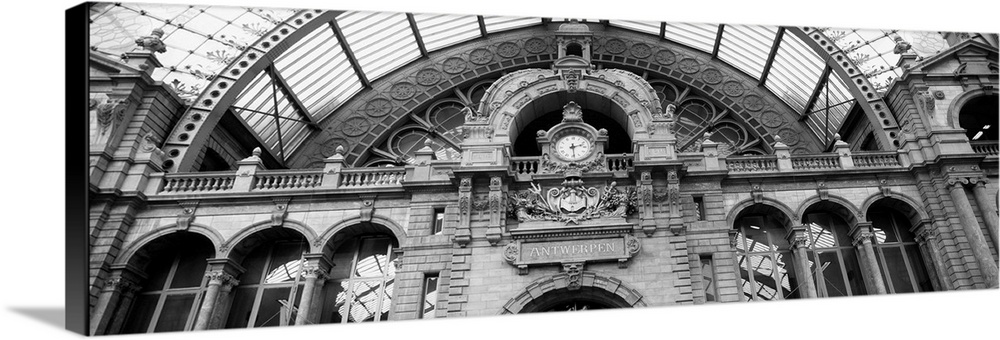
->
[205,271,240,287]
[909,219,938,245]
[946,176,971,188]
[102,276,141,293]
[301,266,329,280]
[785,225,810,249]
[970,176,990,187]
[849,222,875,246]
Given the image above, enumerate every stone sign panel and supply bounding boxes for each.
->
[503,234,641,274]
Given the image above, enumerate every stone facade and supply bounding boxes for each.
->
[85,22,999,335]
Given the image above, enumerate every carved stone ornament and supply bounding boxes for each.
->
[270,199,289,227]
[916,90,935,115]
[96,98,130,135]
[878,179,892,197]
[138,131,164,156]
[205,271,240,286]
[300,266,329,280]
[817,181,829,201]
[563,262,584,291]
[507,180,636,224]
[503,242,520,263]
[135,28,167,53]
[103,277,140,293]
[541,152,607,174]
[176,202,198,231]
[751,184,764,204]
[462,106,489,123]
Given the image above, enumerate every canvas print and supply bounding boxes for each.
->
[81,1,999,335]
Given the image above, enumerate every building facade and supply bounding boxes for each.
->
[86,4,999,335]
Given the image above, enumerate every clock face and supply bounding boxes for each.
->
[555,135,592,161]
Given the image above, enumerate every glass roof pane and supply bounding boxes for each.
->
[821,27,913,92]
[609,20,660,36]
[482,15,540,33]
[337,11,422,81]
[89,3,295,102]
[274,23,362,117]
[717,25,778,79]
[805,72,853,143]
[413,13,482,52]
[764,32,825,112]
[664,22,718,53]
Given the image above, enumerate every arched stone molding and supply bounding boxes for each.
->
[726,197,799,229]
[945,88,994,131]
[219,219,319,260]
[315,214,408,254]
[288,27,824,168]
[796,194,863,226]
[160,10,340,172]
[474,67,665,147]
[859,193,930,228]
[115,223,225,266]
[498,271,646,315]
[788,27,903,150]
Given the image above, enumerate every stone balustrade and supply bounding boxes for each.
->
[607,154,634,172]
[252,170,324,190]
[971,140,999,157]
[790,154,841,170]
[338,168,406,188]
[510,157,540,175]
[726,155,779,173]
[852,151,902,168]
[160,172,235,193]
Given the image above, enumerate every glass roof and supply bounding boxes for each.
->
[89,2,296,101]
[90,2,968,164]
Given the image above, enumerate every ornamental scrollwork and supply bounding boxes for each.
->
[503,242,519,263]
[541,152,607,174]
[507,180,637,224]
[625,234,641,255]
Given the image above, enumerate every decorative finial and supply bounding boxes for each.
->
[773,134,782,143]
[833,133,842,141]
[135,28,167,53]
[252,147,261,157]
[334,145,345,156]
[892,36,912,55]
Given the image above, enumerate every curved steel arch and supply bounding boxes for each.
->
[160,9,341,172]
[289,27,827,167]
[788,27,903,150]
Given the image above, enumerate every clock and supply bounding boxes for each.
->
[555,135,592,161]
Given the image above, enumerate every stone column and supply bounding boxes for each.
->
[948,179,999,287]
[786,225,817,298]
[294,267,327,325]
[194,272,238,330]
[970,178,999,250]
[307,276,327,324]
[89,276,140,335]
[911,221,948,291]
[103,278,143,334]
[850,222,887,294]
[208,276,240,329]
[295,254,332,325]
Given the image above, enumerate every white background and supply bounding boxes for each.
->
[1,0,998,338]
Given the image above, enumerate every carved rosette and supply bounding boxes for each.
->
[503,242,520,264]
[625,234,641,255]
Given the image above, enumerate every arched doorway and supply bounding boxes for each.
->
[731,203,801,301]
[520,287,632,313]
[316,222,401,324]
[224,228,310,329]
[499,272,645,314]
[801,201,867,297]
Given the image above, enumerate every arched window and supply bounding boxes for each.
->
[869,210,933,293]
[320,235,398,323]
[734,215,801,301]
[803,212,867,297]
[565,43,583,57]
[121,234,214,334]
[958,94,999,141]
[225,238,309,328]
